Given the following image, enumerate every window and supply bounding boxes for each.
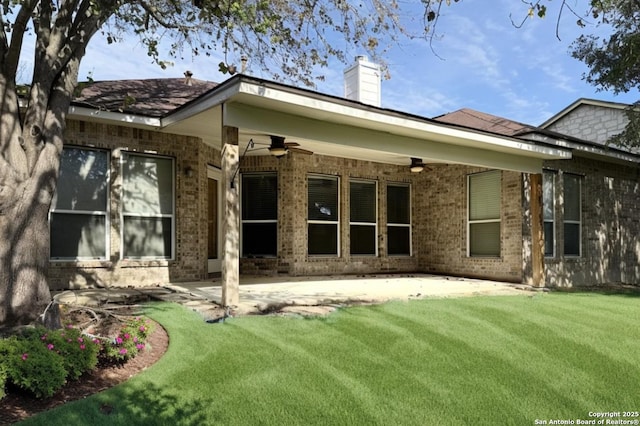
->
[122,153,174,259]
[387,183,411,256]
[468,170,501,257]
[563,173,581,256]
[350,180,377,255]
[242,173,278,257]
[308,175,339,255]
[50,147,109,260]
[543,171,556,257]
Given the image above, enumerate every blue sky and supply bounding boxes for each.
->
[73,0,639,126]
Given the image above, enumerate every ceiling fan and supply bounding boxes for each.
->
[246,133,314,157]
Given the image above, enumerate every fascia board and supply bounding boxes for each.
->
[67,105,162,128]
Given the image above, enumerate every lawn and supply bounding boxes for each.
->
[20,292,640,426]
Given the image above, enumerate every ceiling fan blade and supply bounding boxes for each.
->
[284,142,300,147]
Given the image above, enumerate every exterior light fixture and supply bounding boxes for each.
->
[269,136,288,157]
[410,157,425,173]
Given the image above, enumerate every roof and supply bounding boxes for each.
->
[72,77,217,118]
[67,74,572,173]
[433,108,534,137]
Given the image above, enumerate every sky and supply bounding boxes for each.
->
[69,0,640,127]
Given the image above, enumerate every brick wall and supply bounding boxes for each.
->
[241,155,524,282]
[415,165,524,283]
[543,156,640,287]
[49,120,219,289]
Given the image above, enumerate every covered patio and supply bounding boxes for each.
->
[157,75,570,307]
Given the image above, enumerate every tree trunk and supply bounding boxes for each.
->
[0,159,55,326]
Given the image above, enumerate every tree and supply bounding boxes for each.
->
[0,0,457,326]
[569,0,640,149]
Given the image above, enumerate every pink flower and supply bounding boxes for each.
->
[119,348,128,355]
[124,333,131,340]
[40,334,47,341]
[136,343,145,350]
[47,343,54,350]
[116,337,123,344]
[78,337,84,343]
[67,324,74,329]
[21,353,28,361]
[139,326,146,332]
[92,338,101,344]
[80,344,86,350]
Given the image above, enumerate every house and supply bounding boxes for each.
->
[49,57,638,307]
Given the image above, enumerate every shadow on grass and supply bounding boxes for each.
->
[549,283,640,298]
[22,382,216,426]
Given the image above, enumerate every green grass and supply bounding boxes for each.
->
[19,293,640,425]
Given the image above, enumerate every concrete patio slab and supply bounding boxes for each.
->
[168,273,532,315]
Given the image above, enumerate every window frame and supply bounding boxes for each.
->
[307,174,340,257]
[349,178,378,256]
[562,172,582,257]
[49,146,110,261]
[120,152,175,260]
[386,182,412,256]
[240,172,278,258]
[467,170,502,257]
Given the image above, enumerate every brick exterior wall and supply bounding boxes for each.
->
[542,156,640,287]
[49,119,220,290]
[415,165,524,283]
[55,119,640,290]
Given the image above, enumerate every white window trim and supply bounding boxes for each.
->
[50,146,110,261]
[349,178,378,256]
[240,172,278,258]
[563,172,582,258]
[387,182,412,257]
[120,152,175,260]
[467,170,501,257]
[308,174,340,257]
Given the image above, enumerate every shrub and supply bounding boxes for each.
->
[22,326,100,381]
[98,317,155,363]
[3,335,67,399]
[0,338,10,400]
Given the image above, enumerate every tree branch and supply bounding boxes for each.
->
[5,1,38,80]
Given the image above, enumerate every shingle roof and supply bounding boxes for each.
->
[433,108,534,137]
[72,77,217,118]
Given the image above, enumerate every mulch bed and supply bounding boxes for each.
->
[0,317,169,425]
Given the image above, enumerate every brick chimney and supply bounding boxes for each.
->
[344,55,381,107]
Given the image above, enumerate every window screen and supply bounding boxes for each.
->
[387,183,410,256]
[350,180,377,255]
[50,147,109,260]
[543,171,555,257]
[468,170,501,257]
[242,173,277,257]
[563,173,581,256]
[122,153,174,259]
[308,175,339,255]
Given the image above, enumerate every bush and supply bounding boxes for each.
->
[22,326,100,381]
[3,335,67,399]
[0,315,155,399]
[98,317,154,362]
[0,339,10,400]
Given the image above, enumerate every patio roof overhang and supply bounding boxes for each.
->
[68,75,572,174]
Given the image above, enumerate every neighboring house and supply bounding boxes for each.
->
[49,57,637,306]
